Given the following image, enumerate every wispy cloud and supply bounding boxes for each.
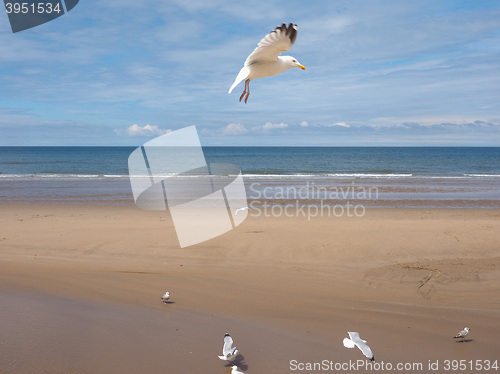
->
[222,123,247,135]
[261,122,288,131]
[115,124,171,137]
[325,122,350,128]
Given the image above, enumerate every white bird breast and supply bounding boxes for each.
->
[247,59,294,80]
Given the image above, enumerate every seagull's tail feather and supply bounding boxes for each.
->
[229,66,250,94]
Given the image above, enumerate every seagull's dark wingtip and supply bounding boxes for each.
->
[272,22,298,44]
[287,22,297,44]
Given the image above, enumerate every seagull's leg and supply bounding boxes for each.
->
[244,80,250,104]
[239,79,249,102]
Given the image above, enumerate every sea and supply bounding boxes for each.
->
[0,146,499,208]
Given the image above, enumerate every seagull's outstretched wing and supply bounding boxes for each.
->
[244,23,298,66]
[222,334,235,356]
[347,332,374,361]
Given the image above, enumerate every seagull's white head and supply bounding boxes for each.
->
[282,55,306,70]
[464,327,470,331]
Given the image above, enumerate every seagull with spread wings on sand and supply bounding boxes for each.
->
[343,332,375,361]
[218,333,239,362]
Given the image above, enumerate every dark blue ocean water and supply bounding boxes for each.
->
[205,146,500,177]
[0,146,499,206]
[1,146,499,177]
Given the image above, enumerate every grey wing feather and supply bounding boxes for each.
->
[245,23,298,66]
[347,332,361,341]
[348,332,374,361]
[358,342,374,361]
[454,329,468,338]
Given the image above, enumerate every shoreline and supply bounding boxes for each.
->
[1,170,500,209]
[2,198,500,209]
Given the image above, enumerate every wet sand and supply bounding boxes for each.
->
[1,205,499,373]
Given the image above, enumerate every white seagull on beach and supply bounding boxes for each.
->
[229,23,306,103]
[343,332,375,361]
[453,327,470,342]
[218,333,239,362]
[230,365,245,374]
[161,291,170,303]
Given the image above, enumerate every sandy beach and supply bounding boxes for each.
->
[1,204,499,373]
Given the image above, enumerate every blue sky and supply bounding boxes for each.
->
[1,0,499,146]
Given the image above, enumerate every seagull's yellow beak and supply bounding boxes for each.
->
[298,64,306,70]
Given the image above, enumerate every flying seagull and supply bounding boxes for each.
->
[218,333,239,362]
[343,332,375,361]
[161,291,170,303]
[229,23,306,103]
[453,327,470,342]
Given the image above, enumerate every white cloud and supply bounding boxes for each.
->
[300,121,309,127]
[115,124,171,136]
[222,123,247,135]
[262,122,288,130]
[325,122,350,128]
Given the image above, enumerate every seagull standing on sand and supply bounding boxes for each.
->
[218,333,239,362]
[230,365,245,374]
[343,332,375,361]
[229,23,306,103]
[453,327,470,342]
[161,291,170,303]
